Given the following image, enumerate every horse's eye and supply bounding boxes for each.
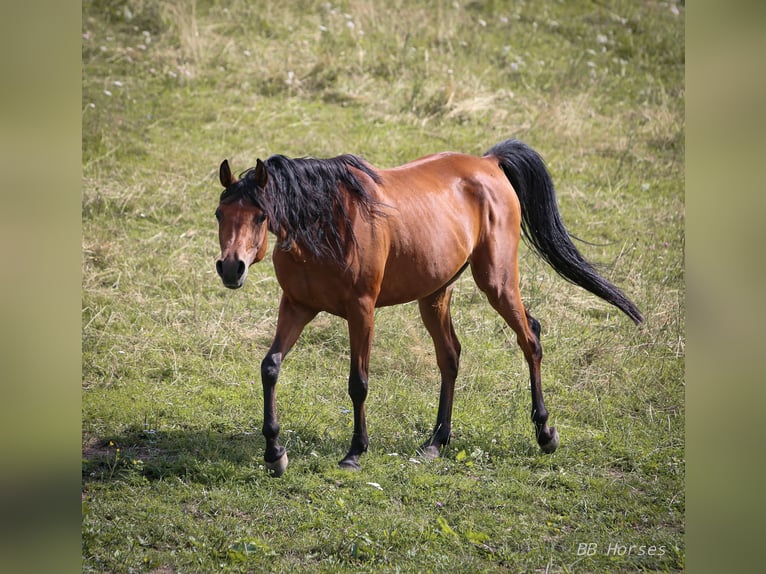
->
[215,209,222,222]
[255,213,266,224]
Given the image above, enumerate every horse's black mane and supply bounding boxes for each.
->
[222,154,383,262]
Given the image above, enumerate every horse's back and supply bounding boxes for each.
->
[376,151,519,239]
[367,151,519,306]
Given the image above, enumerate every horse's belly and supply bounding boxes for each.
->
[374,210,477,306]
[376,253,469,306]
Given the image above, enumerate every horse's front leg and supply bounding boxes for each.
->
[339,299,375,471]
[261,295,316,477]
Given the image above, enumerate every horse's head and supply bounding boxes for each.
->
[215,159,270,289]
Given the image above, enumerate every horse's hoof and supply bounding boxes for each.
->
[539,427,560,454]
[265,452,288,477]
[419,445,440,460]
[338,459,361,471]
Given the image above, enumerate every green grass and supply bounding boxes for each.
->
[82,0,684,571]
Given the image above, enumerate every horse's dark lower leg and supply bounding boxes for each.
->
[418,287,461,458]
[260,296,316,477]
[420,375,457,458]
[261,352,288,476]
[339,372,369,470]
[339,301,374,470]
[525,312,559,453]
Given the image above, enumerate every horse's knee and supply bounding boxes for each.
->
[348,374,368,403]
[261,353,282,384]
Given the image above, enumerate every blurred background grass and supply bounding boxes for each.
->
[686,1,766,573]
[0,2,82,574]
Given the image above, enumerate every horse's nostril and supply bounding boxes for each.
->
[237,260,246,277]
[216,260,223,277]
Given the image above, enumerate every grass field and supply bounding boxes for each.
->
[82,0,684,571]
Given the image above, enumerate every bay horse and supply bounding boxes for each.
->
[214,138,643,477]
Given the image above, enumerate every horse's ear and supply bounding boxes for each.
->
[252,158,268,189]
[219,159,234,187]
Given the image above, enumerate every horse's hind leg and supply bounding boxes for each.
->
[418,285,461,459]
[470,247,559,454]
[521,309,559,452]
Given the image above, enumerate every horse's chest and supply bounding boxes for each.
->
[272,254,352,315]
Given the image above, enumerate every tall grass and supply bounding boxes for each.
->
[83,0,684,571]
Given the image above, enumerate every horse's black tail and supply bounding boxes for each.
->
[485,139,644,324]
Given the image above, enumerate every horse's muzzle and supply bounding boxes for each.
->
[216,257,247,289]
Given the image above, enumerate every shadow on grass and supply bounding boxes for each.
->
[81,424,352,485]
